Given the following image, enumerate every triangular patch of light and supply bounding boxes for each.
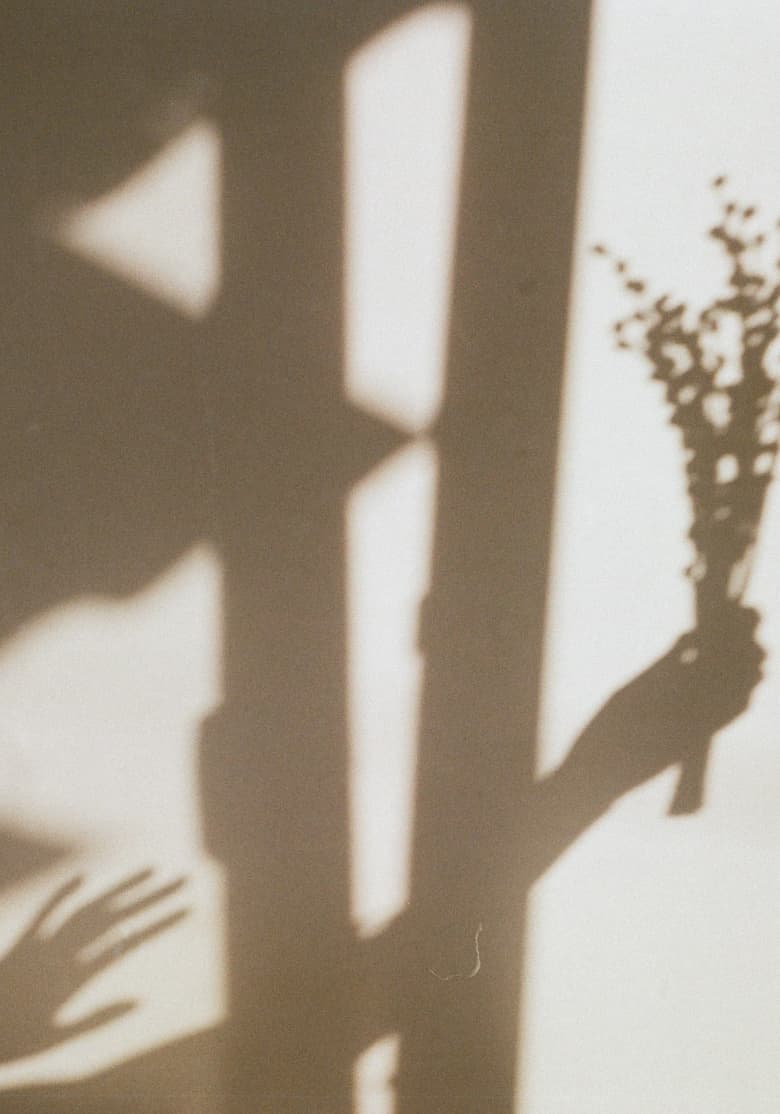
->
[51,119,221,318]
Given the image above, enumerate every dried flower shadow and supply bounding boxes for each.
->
[595,179,779,812]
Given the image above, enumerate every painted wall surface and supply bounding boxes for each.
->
[0,4,777,1113]
[528,3,780,1111]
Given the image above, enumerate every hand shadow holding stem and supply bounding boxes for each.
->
[0,869,188,1064]
[530,605,765,877]
[358,608,766,999]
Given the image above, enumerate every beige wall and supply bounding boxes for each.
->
[0,3,777,1111]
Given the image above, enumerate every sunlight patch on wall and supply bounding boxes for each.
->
[0,545,226,1086]
[47,119,221,319]
[534,1,693,784]
[0,544,224,850]
[354,1033,401,1114]
[523,2,780,1112]
[344,4,471,433]
[347,442,438,937]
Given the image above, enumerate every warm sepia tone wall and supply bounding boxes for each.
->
[529,3,780,1111]
[0,4,777,1113]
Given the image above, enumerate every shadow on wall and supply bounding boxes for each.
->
[595,183,778,814]
[0,5,767,1113]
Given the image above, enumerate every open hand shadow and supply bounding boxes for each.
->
[0,870,188,1065]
